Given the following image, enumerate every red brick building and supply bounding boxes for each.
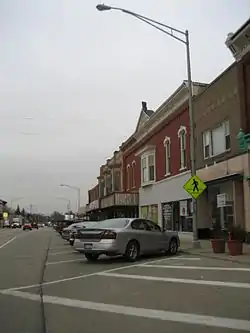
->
[121,81,207,229]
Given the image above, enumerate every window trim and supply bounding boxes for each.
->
[126,164,131,190]
[178,126,187,171]
[203,120,231,160]
[163,136,171,176]
[140,150,156,186]
[131,160,136,188]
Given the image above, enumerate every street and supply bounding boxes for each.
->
[0,228,250,333]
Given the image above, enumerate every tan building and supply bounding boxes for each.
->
[97,150,138,219]
[194,18,250,237]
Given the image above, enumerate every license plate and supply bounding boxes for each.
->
[84,243,93,249]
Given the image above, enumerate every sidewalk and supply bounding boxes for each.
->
[179,233,250,265]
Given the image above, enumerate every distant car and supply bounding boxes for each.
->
[23,223,32,231]
[31,222,39,229]
[74,218,180,262]
[11,222,21,228]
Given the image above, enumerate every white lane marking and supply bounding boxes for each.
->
[47,259,85,265]
[0,237,16,250]
[140,264,250,271]
[2,255,178,292]
[48,251,77,256]
[1,290,250,331]
[97,272,250,289]
[168,257,200,261]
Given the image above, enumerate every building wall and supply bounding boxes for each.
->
[88,184,99,203]
[194,63,242,170]
[139,171,191,227]
[122,106,190,192]
[122,152,141,191]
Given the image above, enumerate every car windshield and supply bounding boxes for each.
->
[93,218,130,229]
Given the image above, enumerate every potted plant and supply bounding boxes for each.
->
[227,225,245,256]
[210,227,226,253]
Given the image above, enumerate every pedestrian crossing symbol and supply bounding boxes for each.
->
[183,175,207,200]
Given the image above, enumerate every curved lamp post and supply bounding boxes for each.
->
[96,3,200,247]
[60,184,80,213]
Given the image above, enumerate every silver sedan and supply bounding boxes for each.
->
[74,218,180,262]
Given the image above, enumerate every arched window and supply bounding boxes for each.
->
[163,137,171,175]
[132,161,136,188]
[178,126,187,170]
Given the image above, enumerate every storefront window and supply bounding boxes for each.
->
[161,200,193,232]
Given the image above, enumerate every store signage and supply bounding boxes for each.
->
[217,193,226,208]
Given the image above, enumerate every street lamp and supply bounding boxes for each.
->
[96,4,200,248]
[60,184,81,213]
[56,196,71,212]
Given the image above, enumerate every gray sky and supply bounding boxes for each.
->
[1,0,249,214]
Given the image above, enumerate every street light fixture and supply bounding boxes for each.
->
[60,184,81,213]
[96,4,200,248]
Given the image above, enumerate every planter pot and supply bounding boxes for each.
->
[211,239,225,253]
[227,240,243,256]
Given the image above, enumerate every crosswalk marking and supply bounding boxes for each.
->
[97,272,250,289]
[2,290,250,331]
[140,264,250,271]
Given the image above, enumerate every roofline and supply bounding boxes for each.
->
[229,17,250,40]
[120,81,207,150]
[193,62,236,102]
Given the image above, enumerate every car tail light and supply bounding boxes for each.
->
[101,230,117,239]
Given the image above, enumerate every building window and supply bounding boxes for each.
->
[126,165,130,190]
[163,137,171,175]
[132,161,136,188]
[203,120,231,159]
[141,151,155,185]
[178,126,187,170]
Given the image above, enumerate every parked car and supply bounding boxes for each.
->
[68,221,99,246]
[61,222,95,242]
[74,218,180,262]
[23,223,32,231]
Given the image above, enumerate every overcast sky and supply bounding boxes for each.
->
[1,0,249,214]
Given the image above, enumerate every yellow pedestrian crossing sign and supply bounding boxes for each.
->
[183,175,207,200]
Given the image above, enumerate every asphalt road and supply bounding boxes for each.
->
[0,228,250,333]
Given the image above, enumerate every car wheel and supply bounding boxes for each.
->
[125,240,140,262]
[85,253,99,262]
[168,238,178,255]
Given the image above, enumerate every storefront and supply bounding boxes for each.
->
[86,199,102,221]
[197,173,244,232]
[140,204,158,224]
[161,199,193,231]
[139,171,192,229]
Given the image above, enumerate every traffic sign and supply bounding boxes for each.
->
[3,212,8,219]
[183,175,207,200]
